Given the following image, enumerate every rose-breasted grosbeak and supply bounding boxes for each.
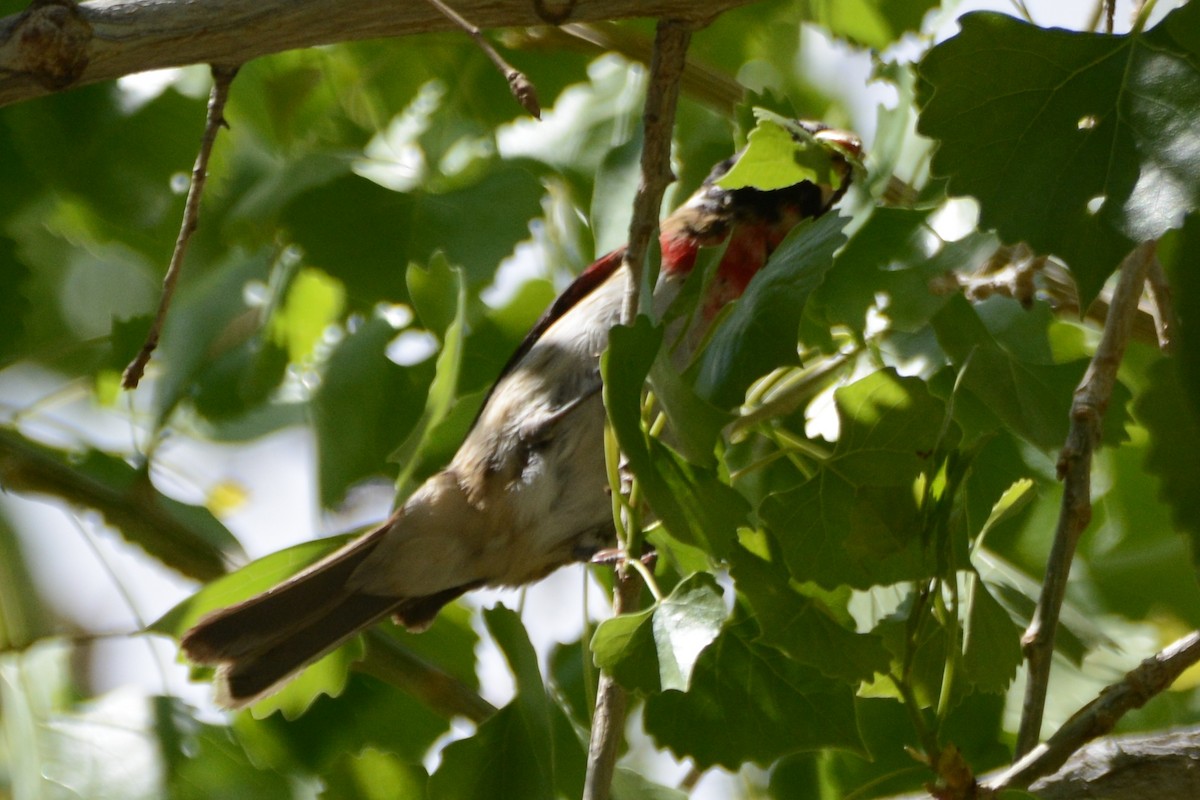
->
[182,122,860,707]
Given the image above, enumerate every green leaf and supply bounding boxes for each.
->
[603,319,748,555]
[716,115,841,192]
[691,212,848,409]
[652,573,726,692]
[961,573,1023,693]
[0,512,49,651]
[1137,360,1200,573]
[429,606,574,800]
[730,546,889,684]
[591,604,660,694]
[151,536,349,635]
[152,248,275,424]
[392,257,468,497]
[918,6,1200,305]
[644,620,864,769]
[592,574,727,694]
[804,0,942,50]
[932,295,1130,449]
[0,235,30,365]
[760,369,948,588]
[312,316,432,507]
[320,748,428,800]
[595,573,724,695]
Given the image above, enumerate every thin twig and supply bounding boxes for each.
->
[618,18,692,324]
[1105,0,1115,33]
[582,569,641,800]
[1014,240,1156,758]
[423,0,540,118]
[121,63,239,389]
[991,631,1200,792]
[583,18,693,800]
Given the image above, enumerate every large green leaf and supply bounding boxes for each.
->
[690,212,849,409]
[643,619,864,769]
[932,295,1130,450]
[429,606,581,800]
[760,369,949,589]
[918,5,1200,305]
[729,546,889,684]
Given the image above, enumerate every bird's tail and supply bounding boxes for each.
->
[181,526,401,708]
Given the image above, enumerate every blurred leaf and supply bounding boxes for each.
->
[730,546,889,684]
[0,431,241,581]
[321,748,427,800]
[644,619,864,769]
[269,266,346,362]
[152,248,276,424]
[0,235,30,365]
[611,769,688,800]
[691,212,848,409]
[760,369,947,589]
[392,257,467,496]
[810,206,932,332]
[803,0,941,49]
[154,697,293,800]
[0,512,49,651]
[312,316,432,507]
[152,536,349,635]
[918,5,1200,305]
[1137,360,1200,575]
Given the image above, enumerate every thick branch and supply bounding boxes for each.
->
[1015,241,1156,757]
[0,0,754,108]
[992,631,1200,793]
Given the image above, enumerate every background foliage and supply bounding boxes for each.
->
[1,0,1199,797]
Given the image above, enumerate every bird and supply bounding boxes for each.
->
[181,121,861,708]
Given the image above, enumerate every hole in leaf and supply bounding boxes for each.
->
[1077,114,1099,130]
[1086,195,1106,214]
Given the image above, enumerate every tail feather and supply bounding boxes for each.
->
[182,526,391,664]
[215,591,400,707]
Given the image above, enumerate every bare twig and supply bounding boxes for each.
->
[618,18,692,324]
[0,0,754,108]
[1014,240,1156,758]
[991,631,1200,792]
[583,18,692,800]
[503,22,742,113]
[422,0,540,118]
[121,63,238,389]
[582,569,641,800]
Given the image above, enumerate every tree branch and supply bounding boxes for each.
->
[584,17,692,800]
[0,0,755,108]
[992,631,1200,793]
[1015,240,1156,757]
[618,17,691,323]
[122,62,237,390]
